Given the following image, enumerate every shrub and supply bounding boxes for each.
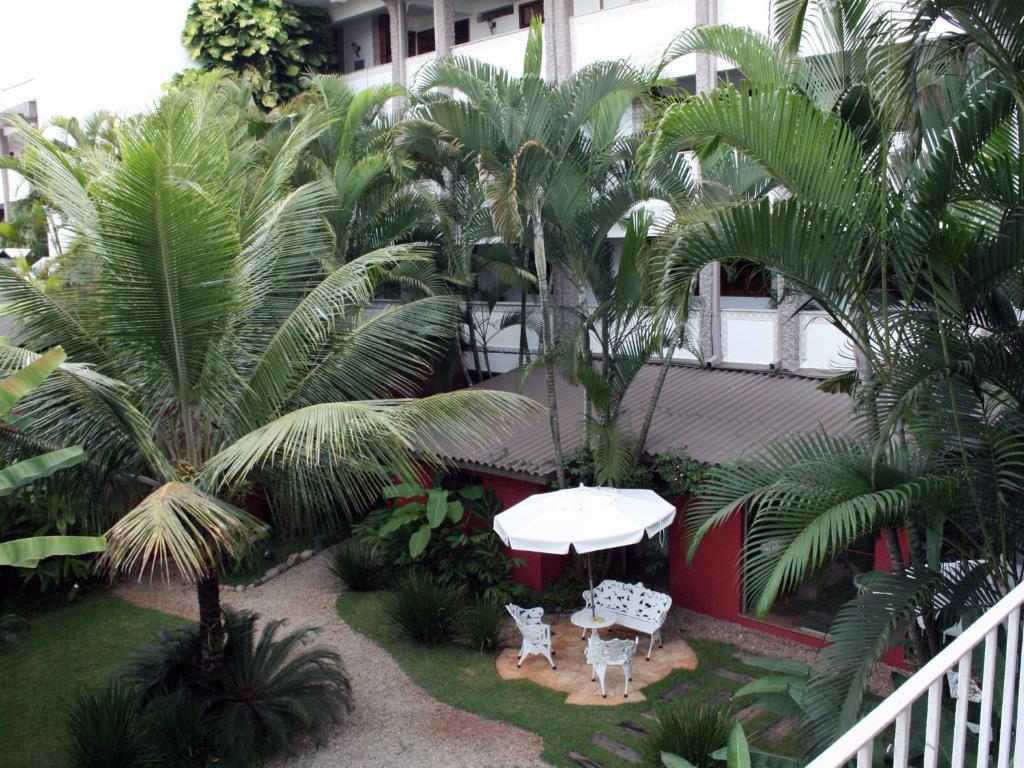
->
[329,538,386,591]
[64,681,150,768]
[652,452,704,498]
[142,691,211,768]
[355,482,523,603]
[461,596,505,652]
[0,612,29,649]
[643,703,735,768]
[388,571,465,645]
[532,569,589,613]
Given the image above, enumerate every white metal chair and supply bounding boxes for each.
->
[506,604,555,670]
[586,634,639,698]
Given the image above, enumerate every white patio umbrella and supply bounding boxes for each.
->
[493,485,676,618]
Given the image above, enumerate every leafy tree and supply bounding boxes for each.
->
[2,75,538,675]
[182,0,335,108]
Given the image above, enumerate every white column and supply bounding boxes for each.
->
[553,0,573,82]
[695,0,721,365]
[542,0,558,82]
[433,0,454,58]
[383,0,408,108]
[694,0,718,93]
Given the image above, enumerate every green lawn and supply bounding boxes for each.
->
[337,591,807,768]
[0,593,188,768]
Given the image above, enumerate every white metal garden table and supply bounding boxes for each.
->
[570,608,615,645]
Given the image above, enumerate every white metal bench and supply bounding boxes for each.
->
[506,604,555,669]
[582,579,671,660]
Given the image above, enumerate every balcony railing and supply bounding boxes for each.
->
[369,298,853,372]
[807,579,1024,768]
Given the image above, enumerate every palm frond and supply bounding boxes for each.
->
[98,481,265,583]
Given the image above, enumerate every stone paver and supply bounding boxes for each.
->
[592,734,641,764]
[496,622,698,705]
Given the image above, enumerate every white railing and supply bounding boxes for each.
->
[808,579,1024,768]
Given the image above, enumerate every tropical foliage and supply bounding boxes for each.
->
[108,607,350,766]
[5,1,1023,763]
[182,0,335,107]
[387,570,465,645]
[402,18,659,487]
[355,480,523,602]
[0,347,104,568]
[645,703,736,768]
[328,538,387,591]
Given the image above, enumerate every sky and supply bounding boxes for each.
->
[3,0,194,123]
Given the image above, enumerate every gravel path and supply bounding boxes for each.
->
[116,553,548,768]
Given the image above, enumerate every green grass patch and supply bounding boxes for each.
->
[0,592,188,768]
[337,591,807,768]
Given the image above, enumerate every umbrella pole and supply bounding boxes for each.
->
[587,552,596,619]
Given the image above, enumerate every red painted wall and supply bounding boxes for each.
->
[669,495,744,622]
[875,528,912,668]
[668,496,826,649]
[476,473,565,592]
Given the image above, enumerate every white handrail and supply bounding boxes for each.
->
[807,578,1024,768]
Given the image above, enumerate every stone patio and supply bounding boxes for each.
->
[496,620,698,705]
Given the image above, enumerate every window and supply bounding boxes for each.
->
[376,13,391,64]
[519,0,544,28]
[721,260,771,297]
[455,18,470,44]
[408,29,435,56]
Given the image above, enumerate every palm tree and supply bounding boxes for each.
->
[277,75,434,268]
[402,19,649,487]
[2,74,540,675]
[653,0,1024,748]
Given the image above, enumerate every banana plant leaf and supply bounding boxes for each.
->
[0,346,65,419]
[0,534,106,568]
[0,446,86,496]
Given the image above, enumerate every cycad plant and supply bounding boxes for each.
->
[402,18,650,487]
[1,74,538,675]
[654,0,1024,749]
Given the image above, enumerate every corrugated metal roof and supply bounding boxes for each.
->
[440,363,853,480]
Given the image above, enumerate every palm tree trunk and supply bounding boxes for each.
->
[464,293,483,383]
[519,246,531,366]
[578,282,592,451]
[197,570,225,677]
[633,318,683,465]
[530,203,566,488]
[481,327,494,379]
